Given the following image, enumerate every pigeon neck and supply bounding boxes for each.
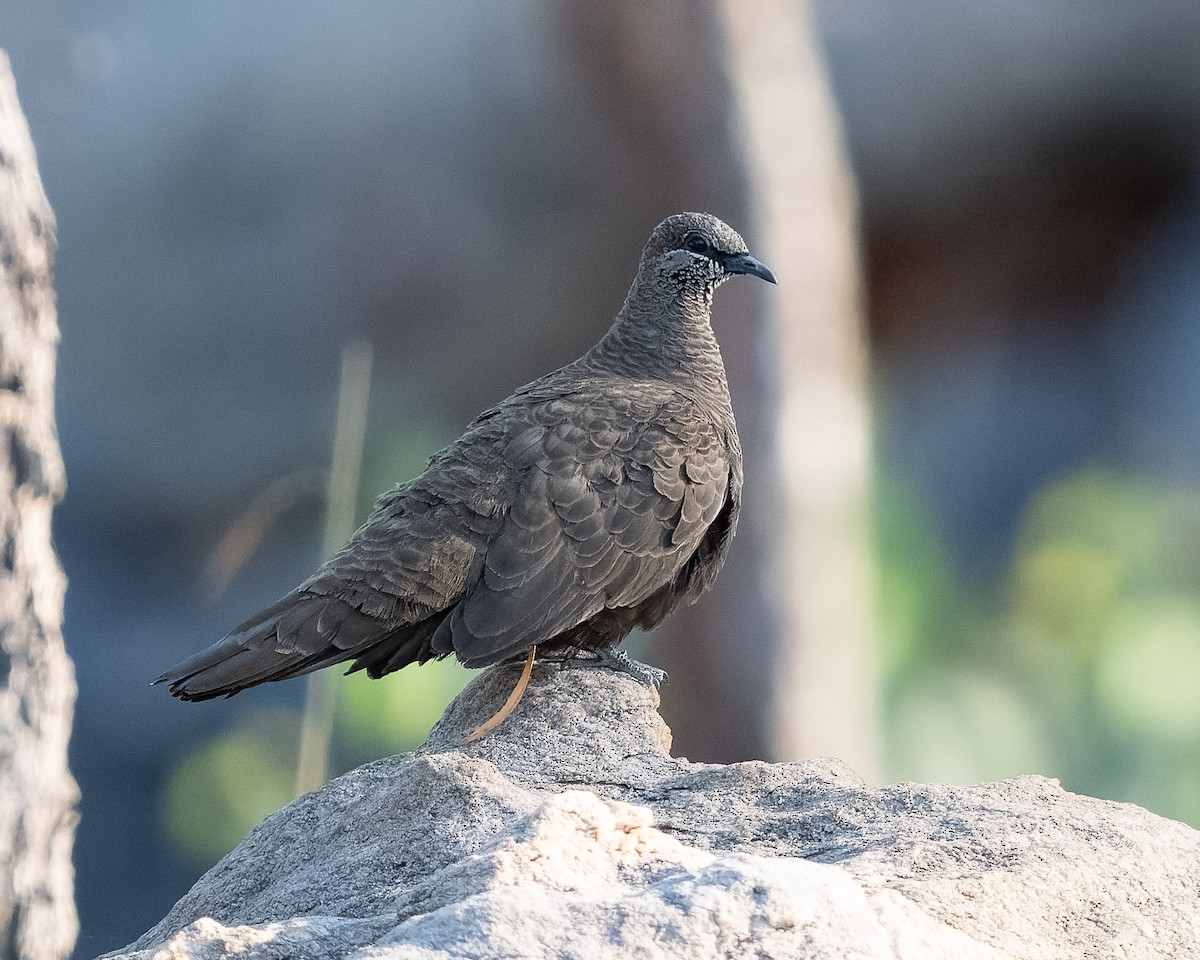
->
[585,282,729,390]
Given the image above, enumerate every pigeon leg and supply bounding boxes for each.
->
[464,645,537,743]
[527,647,582,665]
[594,648,668,689]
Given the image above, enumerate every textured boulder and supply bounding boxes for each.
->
[108,663,1199,959]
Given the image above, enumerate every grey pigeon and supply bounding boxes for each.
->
[157,212,775,702]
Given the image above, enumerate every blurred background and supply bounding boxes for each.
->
[4,0,1200,954]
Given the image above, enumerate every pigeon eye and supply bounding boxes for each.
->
[684,234,710,255]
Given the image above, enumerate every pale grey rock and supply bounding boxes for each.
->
[107,663,1200,959]
[0,50,78,960]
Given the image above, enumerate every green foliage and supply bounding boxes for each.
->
[333,659,472,767]
[885,667,1054,784]
[1096,596,1200,737]
[876,465,1200,825]
[871,479,978,672]
[161,708,301,864]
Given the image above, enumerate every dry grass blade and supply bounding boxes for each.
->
[202,467,326,598]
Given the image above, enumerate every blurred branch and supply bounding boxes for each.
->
[295,339,373,797]
[201,467,327,598]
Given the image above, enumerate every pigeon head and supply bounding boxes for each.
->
[639,212,777,296]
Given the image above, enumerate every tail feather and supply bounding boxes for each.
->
[345,609,449,679]
[153,612,288,698]
[156,593,439,701]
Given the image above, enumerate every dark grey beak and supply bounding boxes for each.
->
[720,252,777,284]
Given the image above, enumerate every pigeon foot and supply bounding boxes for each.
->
[591,648,668,689]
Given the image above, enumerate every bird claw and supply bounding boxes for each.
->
[592,648,668,688]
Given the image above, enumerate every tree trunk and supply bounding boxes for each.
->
[713,0,878,775]
[0,52,78,960]
[550,1,877,776]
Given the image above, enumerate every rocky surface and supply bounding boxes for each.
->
[107,663,1200,959]
[0,51,78,960]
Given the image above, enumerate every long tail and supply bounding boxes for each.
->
[154,594,445,701]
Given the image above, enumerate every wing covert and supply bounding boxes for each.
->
[441,395,732,665]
